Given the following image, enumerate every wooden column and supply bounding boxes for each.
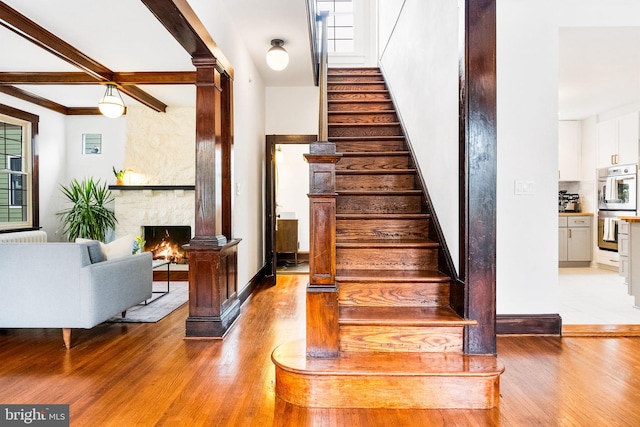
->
[459,0,497,355]
[185,57,241,338]
[304,142,342,357]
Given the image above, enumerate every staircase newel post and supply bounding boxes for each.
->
[305,142,342,358]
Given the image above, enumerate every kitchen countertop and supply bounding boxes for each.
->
[558,212,594,216]
[620,216,640,222]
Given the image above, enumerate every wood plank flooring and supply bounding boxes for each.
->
[1,275,640,425]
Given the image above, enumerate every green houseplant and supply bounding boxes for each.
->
[57,178,118,242]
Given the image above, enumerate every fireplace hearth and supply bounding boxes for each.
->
[143,226,191,264]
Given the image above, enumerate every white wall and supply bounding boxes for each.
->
[65,115,126,185]
[0,93,67,241]
[497,0,560,314]
[379,0,460,273]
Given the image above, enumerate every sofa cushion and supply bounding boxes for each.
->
[75,238,106,263]
[100,235,135,260]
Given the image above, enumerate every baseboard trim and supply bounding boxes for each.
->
[496,314,562,335]
[562,324,640,337]
[239,264,270,305]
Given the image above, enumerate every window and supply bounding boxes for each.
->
[317,0,355,53]
[0,105,38,231]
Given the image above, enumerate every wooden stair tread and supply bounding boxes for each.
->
[329,99,388,103]
[329,110,395,115]
[330,135,405,140]
[272,340,503,377]
[329,122,400,127]
[339,306,475,327]
[337,269,450,282]
[337,189,422,195]
[337,213,430,219]
[336,240,438,248]
[339,151,409,156]
[328,90,389,94]
[337,169,416,175]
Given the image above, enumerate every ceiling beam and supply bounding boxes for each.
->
[142,0,234,78]
[0,72,196,85]
[0,2,167,112]
[0,85,69,115]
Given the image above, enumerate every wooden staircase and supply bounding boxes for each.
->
[272,67,503,409]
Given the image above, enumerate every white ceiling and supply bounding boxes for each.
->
[1,1,639,121]
[559,27,640,120]
[0,0,314,110]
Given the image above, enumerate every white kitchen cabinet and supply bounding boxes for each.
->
[596,112,639,168]
[559,215,592,266]
[619,220,629,287]
[558,121,581,181]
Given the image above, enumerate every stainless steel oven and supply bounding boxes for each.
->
[598,164,637,211]
[597,164,637,252]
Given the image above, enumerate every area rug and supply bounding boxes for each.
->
[107,281,188,323]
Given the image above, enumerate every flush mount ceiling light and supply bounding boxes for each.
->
[98,83,126,118]
[266,39,289,71]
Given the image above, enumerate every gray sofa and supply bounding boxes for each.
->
[0,241,152,349]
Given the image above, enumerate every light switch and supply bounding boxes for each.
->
[514,180,535,195]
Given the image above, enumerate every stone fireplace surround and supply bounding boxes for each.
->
[110,185,194,278]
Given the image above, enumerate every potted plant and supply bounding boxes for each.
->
[57,178,118,242]
[113,166,126,185]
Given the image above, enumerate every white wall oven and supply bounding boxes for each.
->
[597,164,637,252]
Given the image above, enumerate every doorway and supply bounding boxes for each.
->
[265,135,317,281]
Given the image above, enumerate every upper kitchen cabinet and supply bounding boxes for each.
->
[597,111,640,168]
[559,121,581,181]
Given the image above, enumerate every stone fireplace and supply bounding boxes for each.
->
[110,186,195,280]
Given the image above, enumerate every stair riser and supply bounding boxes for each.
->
[328,83,386,91]
[334,140,406,152]
[329,112,397,124]
[328,91,390,101]
[329,124,403,137]
[329,101,394,111]
[336,218,429,240]
[338,282,449,307]
[337,155,410,170]
[337,195,422,214]
[340,326,463,353]
[336,247,438,270]
[274,369,501,409]
[327,75,383,83]
[328,68,382,75]
[337,174,416,191]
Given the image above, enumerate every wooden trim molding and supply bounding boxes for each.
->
[562,324,640,337]
[496,314,562,335]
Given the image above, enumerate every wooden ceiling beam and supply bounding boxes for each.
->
[0,72,196,85]
[0,85,69,115]
[142,0,234,79]
[0,2,167,112]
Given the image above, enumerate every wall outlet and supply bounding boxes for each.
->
[515,180,535,195]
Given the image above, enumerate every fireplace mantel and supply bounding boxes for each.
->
[108,185,195,191]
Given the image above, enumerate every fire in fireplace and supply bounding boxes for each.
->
[143,226,191,264]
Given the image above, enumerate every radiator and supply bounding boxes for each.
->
[0,230,48,243]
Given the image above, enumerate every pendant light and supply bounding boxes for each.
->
[266,39,289,71]
[98,84,126,118]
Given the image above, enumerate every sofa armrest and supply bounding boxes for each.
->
[79,252,153,327]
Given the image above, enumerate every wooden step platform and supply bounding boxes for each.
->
[272,340,504,409]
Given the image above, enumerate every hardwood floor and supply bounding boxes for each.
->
[1,275,640,425]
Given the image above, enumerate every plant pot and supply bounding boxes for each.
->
[116,178,125,185]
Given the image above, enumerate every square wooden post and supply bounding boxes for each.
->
[305,142,342,357]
